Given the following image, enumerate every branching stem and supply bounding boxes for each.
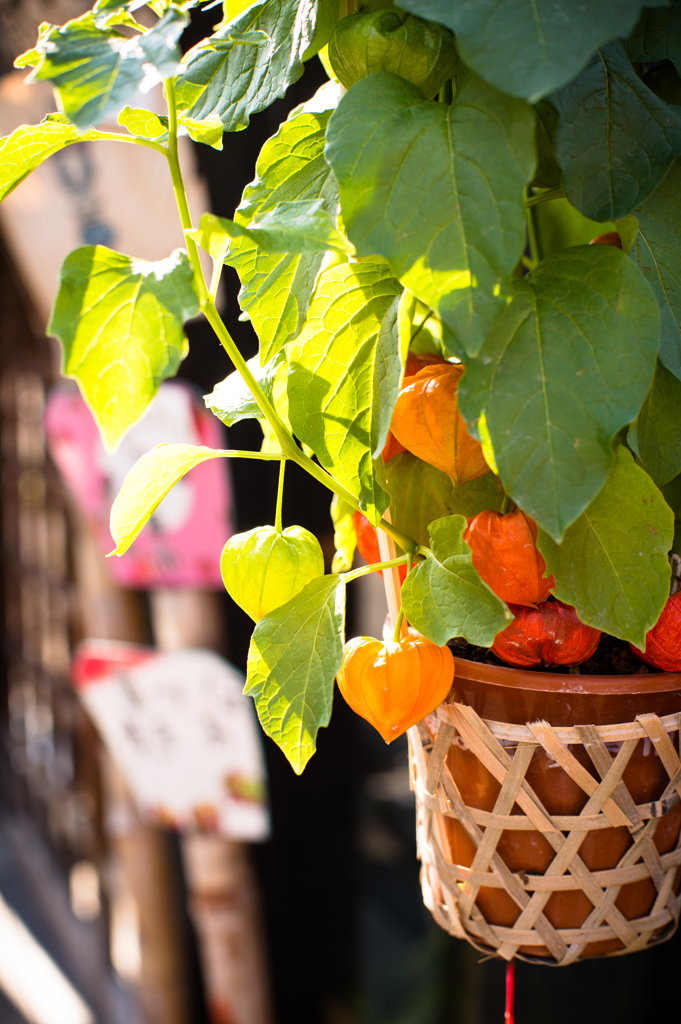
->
[162,78,420,556]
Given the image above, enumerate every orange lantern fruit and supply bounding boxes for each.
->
[390,363,489,485]
[630,592,681,672]
[337,634,455,742]
[352,511,408,583]
[464,509,555,607]
[382,352,446,463]
[492,600,601,668]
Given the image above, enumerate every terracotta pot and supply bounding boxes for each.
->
[412,657,681,964]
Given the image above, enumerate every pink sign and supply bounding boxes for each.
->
[45,380,233,589]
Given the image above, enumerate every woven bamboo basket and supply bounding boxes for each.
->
[407,661,681,966]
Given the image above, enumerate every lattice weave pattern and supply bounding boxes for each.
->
[408,703,681,965]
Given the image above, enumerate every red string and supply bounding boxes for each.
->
[504,960,516,1024]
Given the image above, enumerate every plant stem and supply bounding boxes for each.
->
[501,493,511,515]
[343,553,410,583]
[393,609,405,642]
[275,459,286,533]
[525,186,564,208]
[162,79,419,556]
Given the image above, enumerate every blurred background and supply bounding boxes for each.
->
[0,3,679,1023]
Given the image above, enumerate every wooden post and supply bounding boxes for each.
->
[71,517,191,1024]
[376,511,408,638]
[149,588,273,1024]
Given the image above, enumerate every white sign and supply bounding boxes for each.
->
[72,643,269,841]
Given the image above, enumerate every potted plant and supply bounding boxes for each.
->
[3,0,681,968]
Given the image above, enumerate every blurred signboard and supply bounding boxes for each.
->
[45,378,233,588]
[72,641,269,841]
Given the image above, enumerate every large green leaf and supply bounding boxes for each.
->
[634,159,681,382]
[189,202,351,256]
[50,246,199,449]
[636,361,681,487]
[22,8,187,130]
[459,245,660,542]
[551,41,681,222]
[0,115,105,202]
[325,70,534,346]
[224,109,338,364]
[398,0,651,103]
[205,351,282,426]
[175,0,319,130]
[245,574,346,774]
[384,454,503,548]
[537,447,673,647]
[401,515,510,646]
[625,2,681,74]
[287,263,402,523]
[110,443,228,554]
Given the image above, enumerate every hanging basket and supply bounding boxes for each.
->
[408,657,681,966]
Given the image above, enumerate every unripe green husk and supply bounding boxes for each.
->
[328,10,457,99]
[220,525,324,622]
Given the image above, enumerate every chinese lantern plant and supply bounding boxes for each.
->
[4,0,681,774]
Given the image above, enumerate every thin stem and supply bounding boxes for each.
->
[275,459,286,533]
[500,493,511,515]
[409,310,434,347]
[525,186,564,208]
[216,450,286,461]
[163,79,207,303]
[525,188,543,266]
[343,554,409,583]
[393,608,405,642]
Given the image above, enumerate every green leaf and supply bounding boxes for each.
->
[248,200,352,254]
[175,0,319,131]
[661,472,681,554]
[384,454,503,548]
[204,351,282,426]
[177,111,224,150]
[224,109,338,363]
[118,105,168,139]
[186,212,240,261]
[551,41,681,222]
[191,202,351,256]
[634,158,681,382]
[625,3,681,75]
[325,70,534,345]
[50,246,199,449]
[401,515,510,646]
[288,263,402,523]
[459,245,660,542]
[330,496,357,573]
[371,294,402,458]
[245,574,346,774]
[399,0,653,103]
[110,442,227,554]
[537,446,673,647]
[636,361,681,487]
[27,8,187,129]
[0,117,105,202]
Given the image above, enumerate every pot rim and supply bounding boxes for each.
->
[452,655,681,697]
